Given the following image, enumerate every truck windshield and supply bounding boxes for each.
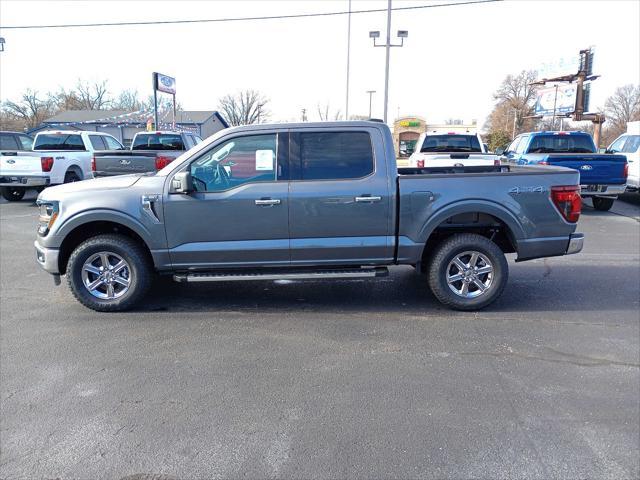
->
[420,135,482,153]
[34,134,85,151]
[528,135,595,154]
[132,134,184,151]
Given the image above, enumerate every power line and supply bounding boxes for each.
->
[0,0,501,30]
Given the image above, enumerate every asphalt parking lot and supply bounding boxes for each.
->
[1,191,639,479]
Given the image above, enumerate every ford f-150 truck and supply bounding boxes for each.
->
[497,131,628,211]
[407,130,499,170]
[92,131,202,177]
[606,121,639,193]
[0,130,124,201]
[34,121,584,312]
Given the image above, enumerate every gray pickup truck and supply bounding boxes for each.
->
[92,131,202,177]
[34,121,584,312]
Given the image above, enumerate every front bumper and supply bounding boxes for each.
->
[34,241,60,274]
[0,175,50,187]
[580,184,626,197]
[566,233,584,255]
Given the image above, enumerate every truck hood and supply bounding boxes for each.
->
[38,174,144,200]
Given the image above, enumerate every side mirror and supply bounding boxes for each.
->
[171,171,193,194]
[495,147,505,156]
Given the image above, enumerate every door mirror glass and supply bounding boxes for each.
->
[495,147,505,156]
[171,171,194,194]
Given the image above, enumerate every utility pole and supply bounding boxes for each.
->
[301,108,307,122]
[551,84,559,131]
[345,0,352,120]
[512,109,517,139]
[366,90,376,118]
[369,1,407,124]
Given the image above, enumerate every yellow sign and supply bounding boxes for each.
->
[399,120,421,127]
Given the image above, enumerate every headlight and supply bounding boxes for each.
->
[37,200,59,236]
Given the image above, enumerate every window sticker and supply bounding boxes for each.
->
[255,149,274,171]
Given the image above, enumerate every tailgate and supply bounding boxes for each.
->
[94,153,157,176]
[411,153,497,167]
[0,152,44,176]
[546,154,627,184]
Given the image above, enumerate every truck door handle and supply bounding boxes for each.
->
[355,195,382,203]
[255,198,281,206]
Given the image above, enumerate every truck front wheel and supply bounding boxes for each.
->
[427,233,508,311]
[592,197,614,211]
[66,234,152,312]
[1,186,26,201]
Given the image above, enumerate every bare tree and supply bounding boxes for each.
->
[75,80,111,110]
[1,89,53,129]
[113,89,145,111]
[604,84,640,131]
[49,87,82,112]
[316,102,342,121]
[491,70,539,134]
[218,90,270,126]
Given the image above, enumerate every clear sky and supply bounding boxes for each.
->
[0,0,638,126]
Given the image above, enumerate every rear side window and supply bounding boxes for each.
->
[298,132,373,180]
[420,134,482,153]
[0,134,19,150]
[132,133,185,151]
[89,135,107,150]
[516,135,529,154]
[103,136,124,150]
[527,134,595,154]
[34,134,85,151]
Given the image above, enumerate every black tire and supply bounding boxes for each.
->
[66,234,152,312]
[427,233,509,311]
[64,170,81,183]
[1,186,26,201]
[592,197,614,211]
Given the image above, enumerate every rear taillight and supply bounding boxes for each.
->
[494,159,500,166]
[155,155,173,170]
[551,185,581,223]
[40,157,54,172]
[91,155,96,172]
[623,161,629,180]
[416,159,425,168]
[539,161,549,165]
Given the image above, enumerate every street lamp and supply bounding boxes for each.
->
[369,0,408,123]
[0,38,5,52]
[366,90,376,118]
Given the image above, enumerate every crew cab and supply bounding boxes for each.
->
[92,131,202,177]
[0,131,34,151]
[498,131,628,211]
[407,130,499,170]
[34,121,584,313]
[606,121,639,193]
[0,130,123,201]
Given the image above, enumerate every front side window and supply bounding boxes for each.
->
[103,136,124,150]
[506,137,521,154]
[34,134,85,151]
[190,134,277,192]
[18,135,34,150]
[89,135,107,150]
[299,131,373,180]
[610,135,640,154]
[515,135,529,154]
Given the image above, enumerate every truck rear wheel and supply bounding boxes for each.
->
[592,197,614,211]
[1,186,26,202]
[66,234,152,312]
[427,233,508,311]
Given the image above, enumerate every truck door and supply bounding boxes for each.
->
[163,132,290,269]
[287,127,394,265]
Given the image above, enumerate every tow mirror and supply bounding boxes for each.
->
[495,147,505,156]
[171,171,193,194]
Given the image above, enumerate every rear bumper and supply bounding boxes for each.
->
[0,175,50,187]
[34,241,60,274]
[580,184,626,197]
[516,233,584,261]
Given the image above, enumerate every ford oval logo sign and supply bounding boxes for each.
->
[580,165,593,171]
[120,159,131,165]
[6,159,15,164]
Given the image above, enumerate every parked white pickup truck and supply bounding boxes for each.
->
[0,130,124,201]
[406,129,499,171]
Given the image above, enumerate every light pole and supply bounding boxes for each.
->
[366,90,376,118]
[369,0,407,123]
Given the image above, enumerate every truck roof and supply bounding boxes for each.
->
[226,120,389,134]
[527,131,590,136]
[135,131,185,135]
[35,130,111,136]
